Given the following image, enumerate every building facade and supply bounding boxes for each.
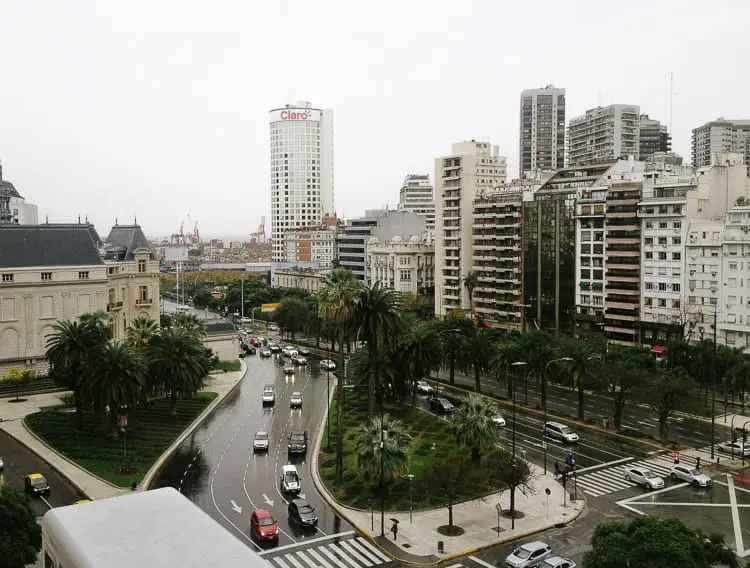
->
[691,118,750,176]
[283,226,337,268]
[366,235,434,297]
[435,141,507,316]
[269,101,334,262]
[472,188,524,329]
[638,114,671,162]
[568,104,641,167]
[0,165,38,225]
[274,267,330,293]
[397,174,435,231]
[519,86,566,177]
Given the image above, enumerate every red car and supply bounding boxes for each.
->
[251,338,262,347]
[250,509,279,541]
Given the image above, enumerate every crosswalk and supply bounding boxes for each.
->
[575,454,677,498]
[267,536,391,568]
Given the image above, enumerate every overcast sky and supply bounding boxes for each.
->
[1,1,748,240]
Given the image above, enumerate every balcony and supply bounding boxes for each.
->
[136,298,153,306]
[107,301,123,312]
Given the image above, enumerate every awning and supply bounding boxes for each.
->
[650,345,668,354]
[579,282,590,289]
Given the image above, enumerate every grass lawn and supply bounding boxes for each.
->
[25,392,217,488]
[319,388,505,512]
[215,360,241,372]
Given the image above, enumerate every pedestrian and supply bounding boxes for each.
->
[554,460,560,479]
[696,456,701,470]
[391,520,398,541]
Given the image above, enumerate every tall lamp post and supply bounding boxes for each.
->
[711,307,718,459]
[326,364,332,450]
[406,474,415,523]
[379,391,386,537]
[543,357,572,474]
[510,361,527,530]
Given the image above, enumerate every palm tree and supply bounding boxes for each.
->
[149,327,211,416]
[172,313,205,337]
[317,267,363,484]
[353,414,411,483]
[490,338,523,399]
[453,394,500,463]
[461,271,480,320]
[87,341,147,435]
[459,327,495,392]
[559,335,605,421]
[126,316,158,350]
[358,283,402,416]
[401,322,442,406]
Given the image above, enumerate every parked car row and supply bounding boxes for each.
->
[505,540,575,568]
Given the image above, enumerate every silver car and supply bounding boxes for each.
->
[253,431,269,452]
[539,557,576,568]
[290,392,303,408]
[670,464,712,487]
[505,540,552,568]
[623,466,664,489]
[717,440,750,457]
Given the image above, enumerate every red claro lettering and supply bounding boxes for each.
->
[280,110,309,120]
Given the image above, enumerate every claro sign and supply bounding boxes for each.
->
[270,108,321,122]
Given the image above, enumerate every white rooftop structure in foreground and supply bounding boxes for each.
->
[42,487,267,568]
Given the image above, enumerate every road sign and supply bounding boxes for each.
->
[119,414,128,428]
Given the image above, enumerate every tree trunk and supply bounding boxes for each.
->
[471,447,480,463]
[509,486,516,520]
[449,355,456,385]
[659,414,668,442]
[577,383,585,421]
[170,388,178,417]
[475,366,481,393]
[368,342,377,418]
[614,399,625,428]
[336,328,346,485]
[447,501,454,527]
[524,373,529,405]
[74,394,84,429]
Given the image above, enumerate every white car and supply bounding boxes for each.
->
[279,465,301,494]
[253,431,269,452]
[492,414,506,427]
[283,363,295,375]
[623,466,664,489]
[259,348,272,357]
[717,440,750,457]
[283,346,299,358]
[262,385,276,405]
[291,355,307,366]
[290,392,303,408]
[539,557,576,568]
[505,540,552,568]
[670,464,712,487]
[416,380,434,395]
[320,359,336,371]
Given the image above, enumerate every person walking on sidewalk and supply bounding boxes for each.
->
[391,520,398,541]
[554,460,560,479]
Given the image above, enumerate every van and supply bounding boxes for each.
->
[544,421,579,443]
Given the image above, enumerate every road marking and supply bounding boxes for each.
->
[575,456,633,474]
[273,557,292,568]
[258,531,356,555]
[355,537,391,562]
[339,540,373,567]
[307,548,334,568]
[728,475,746,556]
[297,550,322,568]
[230,499,242,514]
[319,545,350,568]
[285,553,307,568]
[347,538,381,564]
[469,556,496,568]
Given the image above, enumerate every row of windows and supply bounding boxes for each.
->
[1,271,89,282]
[644,298,681,308]
[645,251,681,260]
[645,221,681,229]
[645,282,681,292]
[645,237,681,246]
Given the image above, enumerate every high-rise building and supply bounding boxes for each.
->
[691,118,750,175]
[397,174,435,230]
[269,101,334,262]
[568,104,640,167]
[435,141,507,316]
[519,86,566,176]
[638,114,671,162]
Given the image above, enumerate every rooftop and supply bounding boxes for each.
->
[0,224,104,269]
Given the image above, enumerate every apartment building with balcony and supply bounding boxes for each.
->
[519,86,566,177]
[574,183,607,335]
[692,118,750,175]
[638,114,671,162]
[434,141,507,316]
[366,235,434,300]
[283,225,337,268]
[568,105,641,167]
[275,267,330,293]
[472,187,523,330]
[717,207,750,349]
[398,174,436,231]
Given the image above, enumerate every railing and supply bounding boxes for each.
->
[136,298,153,306]
[107,301,123,311]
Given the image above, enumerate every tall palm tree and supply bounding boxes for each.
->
[453,394,500,463]
[172,313,205,338]
[126,316,158,350]
[317,267,363,484]
[402,322,442,406]
[87,341,147,435]
[460,327,495,392]
[353,415,411,482]
[490,338,523,398]
[358,283,402,416]
[461,271,480,320]
[559,335,605,421]
[149,327,211,416]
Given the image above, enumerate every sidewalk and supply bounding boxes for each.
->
[310,380,584,565]
[0,363,247,501]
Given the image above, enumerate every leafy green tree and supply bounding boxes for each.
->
[317,267,363,484]
[436,317,473,385]
[582,515,738,568]
[490,337,523,399]
[125,316,158,350]
[2,368,32,402]
[461,270,480,320]
[484,449,535,522]
[401,322,442,406]
[606,346,652,428]
[357,283,402,417]
[273,296,311,340]
[515,331,557,406]
[453,394,500,463]
[646,368,696,441]
[0,484,42,568]
[353,414,412,482]
[426,457,478,528]
[558,335,605,421]
[172,313,205,337]
[459,327,495,392]
[192,288,215,309]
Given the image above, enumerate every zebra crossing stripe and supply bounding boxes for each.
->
[445,564,464,568]
[273,557,292,568]
[306,548,334,568]
[354,537,391,563]
[285,553,307,568]
[338,541,373,567]
[580,470,630,491]
[347,538,382,564]
[297,550,322,568]
[320,544,354,568]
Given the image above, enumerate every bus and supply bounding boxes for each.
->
[41,488,269,568]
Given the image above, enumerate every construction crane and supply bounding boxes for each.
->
[187,214,200,244]
[170,221,185,246]
[249,216,266,244]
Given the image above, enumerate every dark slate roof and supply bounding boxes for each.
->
[0,182,21,199]
[103,224,153,261]
[0,224,105,269]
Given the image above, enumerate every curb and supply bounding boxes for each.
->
[141,359,248,490]
[308,384,586,566]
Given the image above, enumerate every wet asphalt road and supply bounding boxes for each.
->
[151,351,352,552]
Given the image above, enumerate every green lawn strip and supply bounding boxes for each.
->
[320,388,504,512]
[24,392,217,488]
[215,360,241,372]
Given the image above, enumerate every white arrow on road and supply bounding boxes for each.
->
[230,500,242,514]
[262,494,274,507]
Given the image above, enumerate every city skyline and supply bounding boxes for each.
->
[0,1,748,236]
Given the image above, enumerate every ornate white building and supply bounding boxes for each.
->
[366,235,434,296]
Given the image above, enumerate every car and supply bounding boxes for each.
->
[250,509,279,541]
[262,385,276,405]
[282,346,299,358]
[291,354,307,366]
[283,363,295,375]
[245,346,257,355]
[538,557,576,568]
[492,414,507,427]
[268,343,281,353]
[416,380,434,395]
[623,466,664,489]
[544,421,579,443]
[74,499,92,505]
[429,397,456,415]
[288,430,308,454]
[298,347,311,356]
[24,473,50,496]
[717,440,750,457]
[268,324,280,332]
[288,499,318,527]
[504,540,552,568]
[259,348,272,357]
[290,392,303,408]
[670,464,712,487]
[250,338,262,347]
[279,464,301,494]
[320,359,337,371]
[253,431,270,452]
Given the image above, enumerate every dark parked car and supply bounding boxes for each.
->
[429,397,456,415]
[288,430,308,454]
[288,499,318,527]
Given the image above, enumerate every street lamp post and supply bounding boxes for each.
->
[510,361,527,530]
[407,474,415,523]
[379,393,386,538]
[326,366,331,450]
[543,357,573,474]
[711,308,717,459]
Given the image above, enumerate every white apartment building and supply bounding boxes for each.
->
[274,268,330,294]
[568,104,641,167]
[435,141,507,316]
[692,118,750,173]
[269,101,334,262]
[397,174,435,231]
[366,235,434,296]
[283,226,336,268]
[718,207,750,349]
[519,86,566,176]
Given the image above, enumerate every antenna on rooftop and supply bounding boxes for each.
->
[669,71,678,135]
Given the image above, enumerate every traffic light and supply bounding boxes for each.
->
[561,471,568,486]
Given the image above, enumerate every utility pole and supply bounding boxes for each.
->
[711,308,717,459]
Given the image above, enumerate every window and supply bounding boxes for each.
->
[672,300,681,309]
[645,237,653,246]
[658,252,667,260]
[78,271,90,280]
[645,298,653,306]
[645,252,653,260]
[1,274,13,282]
[138,259,146,273]
[673,237,681,245]
[730,262,738,271]
[658,237,667,245]
[672,252,681,261]
[658,222,668,229]
[672,283,680,292]
[658,283,667,291]
[645,221,653,229]
[41,272,52,281]
[645,282,654,290]
[673,221,681,229]
[658,299,667,307]
[139,285,149,301]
